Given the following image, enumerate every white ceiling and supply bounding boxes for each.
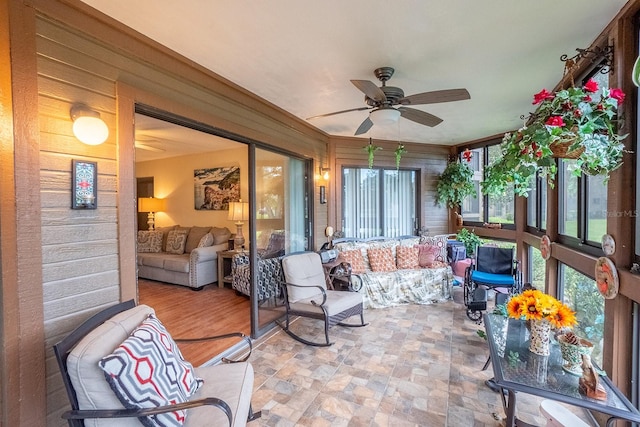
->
[83,0,628,149]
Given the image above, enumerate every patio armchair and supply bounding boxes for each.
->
[279,251,367,346]
[53,300,261,427]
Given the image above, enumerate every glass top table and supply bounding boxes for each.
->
[483,313,640,427]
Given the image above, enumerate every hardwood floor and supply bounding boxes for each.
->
[138,279,251,366]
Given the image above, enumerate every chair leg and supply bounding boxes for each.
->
[247,404,262,422]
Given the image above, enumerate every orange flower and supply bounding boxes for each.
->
[505,289,576,329]
[547,304,577,329]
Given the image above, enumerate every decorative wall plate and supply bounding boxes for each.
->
[595,257,619,299]
[540,235,551,260]
[601,234,615,256]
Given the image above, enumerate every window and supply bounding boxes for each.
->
[557,69,609,252]
[528,246,545,289]
[342,168,417,238]
[526,175,547,232]
[558,263,605,365]
[461,145,515,227]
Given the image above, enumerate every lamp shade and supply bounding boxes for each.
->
[138,197,165,213]
[369,108,400,126]
[228,201,249,222]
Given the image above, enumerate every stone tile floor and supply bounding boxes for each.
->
[250,292,594,426]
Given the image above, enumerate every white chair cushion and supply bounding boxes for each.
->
[282,252,327,302]
[289,290,363,316]
[67,304,155,427]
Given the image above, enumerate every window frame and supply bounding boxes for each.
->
[459,143,516,230]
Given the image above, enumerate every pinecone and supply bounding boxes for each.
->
[563,332,580,345]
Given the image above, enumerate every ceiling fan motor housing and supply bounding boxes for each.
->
[365,86,405,107]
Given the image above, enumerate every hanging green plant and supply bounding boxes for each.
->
[394,143,406,170]
[436,154,476,208]
[364,139,382,169]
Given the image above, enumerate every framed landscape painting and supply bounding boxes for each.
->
[194,166,240,210]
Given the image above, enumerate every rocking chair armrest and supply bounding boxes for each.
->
[63,397,232,426]
[283,282,327,306]
[175,332,252,363]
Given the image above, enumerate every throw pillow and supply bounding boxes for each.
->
[137,231,163,253]
[338,249,366,274]
[396,245,420,269]
[155,225,177,252]
[367,247,397,272]
[184,226,211,253]
[210,227,231,245]
[166,230,189,255]
[99,314,203,427]
[197,232,214,248]
[416,244,440,268]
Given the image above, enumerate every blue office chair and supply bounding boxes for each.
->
[463,245,522,321]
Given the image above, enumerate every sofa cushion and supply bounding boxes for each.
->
[163,256,190,273]
[197,233,214,248]
[137,231,163,253]
[166,230,189,254]
[367,247,397,272]
[338,249,366,274]
[396,245,420,269]
[184,226,212,253]
[99,314,203,427]
[210,227,231,245]
[417,244,440,268]
[155,225,177,252]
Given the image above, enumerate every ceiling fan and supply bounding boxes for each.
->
[308,66,470,135]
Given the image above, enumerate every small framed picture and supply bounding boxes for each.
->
[71,159,97,209]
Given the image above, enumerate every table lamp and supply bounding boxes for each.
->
[138,197,165,231]
[228,200,249,248]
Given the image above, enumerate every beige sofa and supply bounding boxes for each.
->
[137,225,231,290]
[333,235,453,309]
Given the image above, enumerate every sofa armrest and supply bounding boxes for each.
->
[190,243,228,263]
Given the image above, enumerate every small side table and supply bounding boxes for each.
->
[217,250,240,288]
[321,259,352,290]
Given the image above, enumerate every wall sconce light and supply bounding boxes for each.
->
[320,186,327,204]
[70,104,109,145]
[320,167,330,181]
[228,200,250,249]
[138,197,166,231]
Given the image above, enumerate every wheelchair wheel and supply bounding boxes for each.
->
[466,308,482,322]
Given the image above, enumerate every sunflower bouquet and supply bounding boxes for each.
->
[506,289,577,329]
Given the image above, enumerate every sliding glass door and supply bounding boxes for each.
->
[254,148,309,332]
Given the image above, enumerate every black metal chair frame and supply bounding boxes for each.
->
[278,282,367,346]
[53,300,261,427]
[463,246,522,322]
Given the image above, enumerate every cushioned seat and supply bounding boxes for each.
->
[53,301,260,427]
[279,252,367,346]
[470,270,515,287]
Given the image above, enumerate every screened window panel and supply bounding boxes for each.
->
[343,168,416,238]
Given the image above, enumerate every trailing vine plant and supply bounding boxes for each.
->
[435,149,476,209]
[394,143,406,170]
[364,138,382,169]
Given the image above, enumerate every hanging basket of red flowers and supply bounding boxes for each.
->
[482,78,627,197]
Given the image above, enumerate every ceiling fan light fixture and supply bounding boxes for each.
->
[369,108,400,126]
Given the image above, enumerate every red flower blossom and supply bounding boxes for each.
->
[583,95,592,102]
[597,104,605,111]
[533,89,554,105]
[462,149,473,163]
[573,109,582,118]
[610,88,625,105]
[583,79,599,93]
[545,116,565,127]
[535,150,543,158]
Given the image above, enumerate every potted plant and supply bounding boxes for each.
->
[456,228,483,257]
[436,151,476,209]
[482,79,626,197]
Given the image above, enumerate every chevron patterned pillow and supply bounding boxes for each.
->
[99,314,203,427]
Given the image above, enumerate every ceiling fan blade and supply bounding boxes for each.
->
[399,88,470,105]
[354,117,373,135]
[398,107,443,127]
[351,80,387,103]
[306,106,370,120]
